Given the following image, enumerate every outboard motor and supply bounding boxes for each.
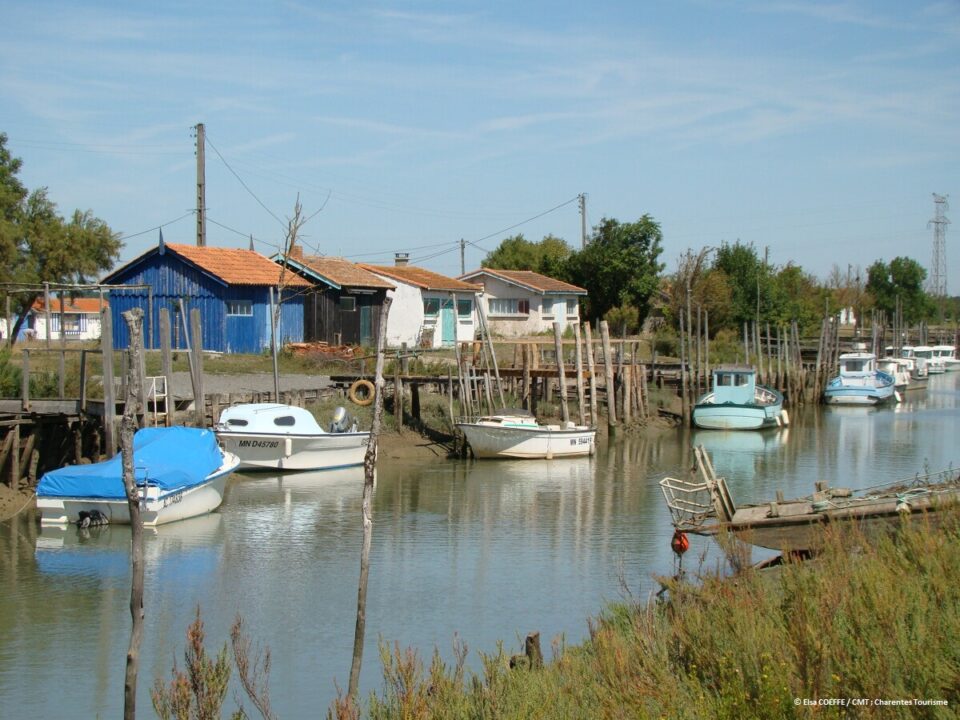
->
[330,406,350,433]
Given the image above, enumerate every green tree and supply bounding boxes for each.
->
[482,233,573,277]
[865,256,933,326]
[566,215,664,323]
[0,133,121,346]
[711,241,776,327]
[768,263,829,332]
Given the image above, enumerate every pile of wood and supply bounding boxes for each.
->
[285,342,358,360]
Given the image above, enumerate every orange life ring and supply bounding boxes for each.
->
[348,379,375,406]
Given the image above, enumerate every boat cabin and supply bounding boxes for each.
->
[838,352,877,377]
[710,366,758,405]
[218,404,327,435]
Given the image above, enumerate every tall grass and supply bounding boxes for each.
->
[335,514,960,719]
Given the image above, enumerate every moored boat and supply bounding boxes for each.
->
[913,345,946,374]
[455,410,596,459]
[692,365,787,430]
[659,445,960,552]
[36,427,239,527]
[933,344,960,372]
[823,351,896,405]
[215,404,370,471]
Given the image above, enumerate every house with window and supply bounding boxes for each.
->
[276,248,394,346]
[457,268,587,337]
[101,238,308,353]
[359,255,481,348]
[11,297,109,341]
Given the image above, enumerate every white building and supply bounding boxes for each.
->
[457,268,587,338]
[360,256,481,348]
[1,297,108,342]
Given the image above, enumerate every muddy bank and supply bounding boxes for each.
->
[0,484,34,522]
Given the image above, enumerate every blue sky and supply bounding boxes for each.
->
[2,0,959,289]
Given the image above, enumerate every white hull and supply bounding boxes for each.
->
[217,431,369,471]
[37,455,239,527]
[457,423,596,459]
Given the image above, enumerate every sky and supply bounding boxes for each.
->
[2,0,959,290]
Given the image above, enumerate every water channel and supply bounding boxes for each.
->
[2,372,958,717]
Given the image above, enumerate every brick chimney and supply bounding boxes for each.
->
[289,243,303,260]
[394,252,410,266]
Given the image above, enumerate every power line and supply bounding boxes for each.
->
[465,195,580,252]
[117,211,195,241]
[205,133,287,231]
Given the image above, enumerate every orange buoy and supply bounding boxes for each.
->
[670,529,690,556]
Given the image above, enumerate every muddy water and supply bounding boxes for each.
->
[1,373,958,717]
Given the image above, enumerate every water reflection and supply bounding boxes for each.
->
[0,373,956,717]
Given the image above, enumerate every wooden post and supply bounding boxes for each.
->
[573,324,586,426]
[101,309,116,456]
[447,370,455,424]
[9,424,19,488]
[522,345,531,411]
[621,363,632,423]
[584,324,598,427]
[190,308,205,427]
[79,349,88,412]
[679,308,689,424]
[411,382,421,422]
[159,309,174,426]
[21,349,29,412]
[394,351,403,431]
[43,282,51,349]
[119,308,145,720]
[553,322,569,424]
[600,321,617,429]
[348,296,392,701]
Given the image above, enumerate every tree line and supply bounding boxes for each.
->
[482,220,957,338]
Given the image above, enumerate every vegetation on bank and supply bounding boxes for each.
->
[332,516,960,719]
[158,513,960,719]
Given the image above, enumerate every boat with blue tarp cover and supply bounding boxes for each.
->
[36,427,240,527]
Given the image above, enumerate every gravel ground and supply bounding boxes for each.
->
[166,371,334,399]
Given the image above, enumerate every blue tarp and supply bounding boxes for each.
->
[37,427,224,499]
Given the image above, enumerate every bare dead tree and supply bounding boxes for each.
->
[121,307,145,720]
[348,296,392,700]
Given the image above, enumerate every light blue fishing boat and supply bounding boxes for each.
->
[824,352,896,405]
[692,365,787,430]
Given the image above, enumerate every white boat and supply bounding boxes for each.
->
[933,345,960,372]
[36,427,239,527]
[913,345,946,374]
[692,365,787,430]
[215,404,370,471]
[877,357,915,393]
[455,410,596,459]
[823,352,897,405]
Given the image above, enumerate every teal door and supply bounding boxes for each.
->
[441,300,456,345]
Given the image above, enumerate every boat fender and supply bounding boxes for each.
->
[284,438,293,458]
[670,529,690,556]
[348,379,376,407]
[780,409,790,426]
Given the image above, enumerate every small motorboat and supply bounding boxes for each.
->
[692,365,787,430]
[36,427,239,527]
[933,345,960,372]
[824,351,896,405]
[215,404,370,471]
[913,345,946,374]
[455,409,596,459]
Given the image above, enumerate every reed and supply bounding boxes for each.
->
[334,513,960,719]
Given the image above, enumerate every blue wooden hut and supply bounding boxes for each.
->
[101,239,308,353]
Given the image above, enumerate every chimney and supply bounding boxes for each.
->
[289,243,304,260]
[394,252,410,267]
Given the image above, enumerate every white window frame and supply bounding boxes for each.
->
[227,300,253,317]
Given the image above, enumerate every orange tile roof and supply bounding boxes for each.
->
[360,264,482,292]
[296,256,395,290]
[460,268,587,294]
[167,243,309,287]
[32,297,108,313]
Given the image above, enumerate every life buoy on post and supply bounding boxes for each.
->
[348,379,375,406]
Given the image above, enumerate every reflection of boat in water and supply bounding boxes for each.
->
[692,366,787,430]
[34,513,224,578]
[660,446,960,552]
[464,456,594,484]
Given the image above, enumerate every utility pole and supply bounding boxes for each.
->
[928,193,949,298]
[578,193,588,248]
[460,238,466,275]
[195,123,206,247]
